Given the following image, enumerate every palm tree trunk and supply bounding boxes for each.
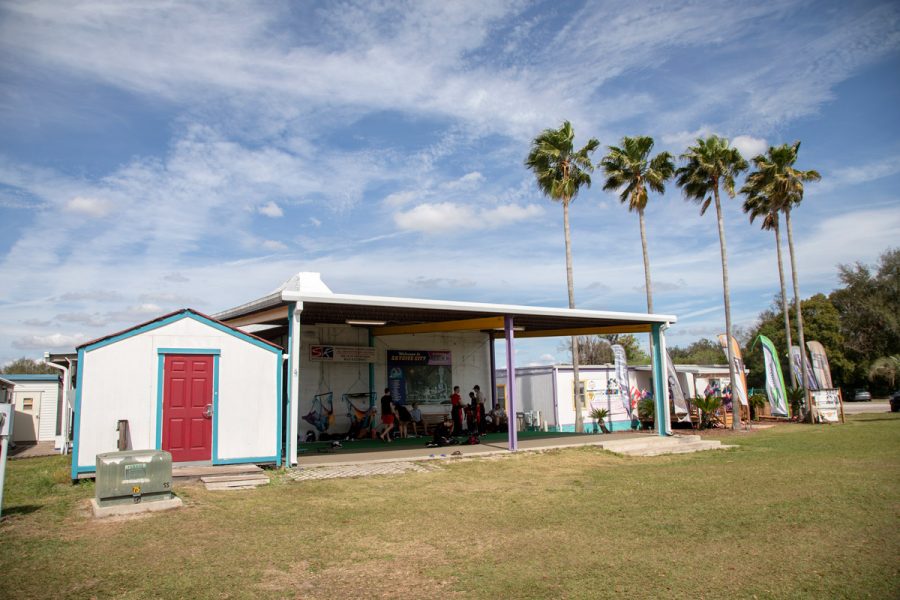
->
[713,186,741,430]
[784,208,811,419]
[639,207,656,378]
[773,217,795,387]
[563,200,584,433]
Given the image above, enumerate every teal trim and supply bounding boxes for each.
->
[651,324,667,437]
[212,354,220,462]
[83,310,280,355]
[155,354,165,449]
[275,353,283,467]
[554,419,634,433]
[158,348,221,355]
[156,349,219,462]
[70,347,86,480]
[286,303,295,464]
[3,374,60,381]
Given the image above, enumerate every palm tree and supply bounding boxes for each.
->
[525,121,600,433]
[675,135,748,430]
[600,136,675,315]
[741,187,795,386]
[742,143,820,396]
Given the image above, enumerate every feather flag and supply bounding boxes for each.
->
[717,334,749,406]
[757,335,789,416]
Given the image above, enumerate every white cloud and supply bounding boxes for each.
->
[258,201,283,218]
[383,190,421,208]
[65,196,113,217]
[13,332,88,349]
[262,240,288,251]
[309,217,322,227]
[731,135,767,160]
[393,202,542,233]
[444,171,485,190]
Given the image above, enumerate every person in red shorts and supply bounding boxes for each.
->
[450,385,463,435]
[379,388,396,442]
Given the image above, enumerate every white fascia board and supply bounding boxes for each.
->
[280,290,677,325]
[212,291,283,321]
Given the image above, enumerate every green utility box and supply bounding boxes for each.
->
[95,450,173,507]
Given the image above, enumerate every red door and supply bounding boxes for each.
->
[162,355,213,462]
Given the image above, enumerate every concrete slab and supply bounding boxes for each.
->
[90,496,183,518]
[8,441,57,459]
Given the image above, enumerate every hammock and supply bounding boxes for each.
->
[343,392,376,429]
[303,392,335,433]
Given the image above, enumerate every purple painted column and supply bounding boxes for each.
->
[505,316,518,452]
[489,332,497,410]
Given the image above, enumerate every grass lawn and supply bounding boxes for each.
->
[1,414,898,599]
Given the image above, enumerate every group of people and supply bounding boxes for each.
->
[449,384,488,436]
[375,384,501,445]
[377,388,425,442]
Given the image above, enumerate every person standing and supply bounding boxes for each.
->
[379,388,396,442]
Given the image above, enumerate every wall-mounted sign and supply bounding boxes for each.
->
[309,345,376,363]
[387,350,452,405]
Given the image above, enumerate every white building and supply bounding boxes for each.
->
[497,363,735,431]
[70,309,283,479]
[1,374,61,444]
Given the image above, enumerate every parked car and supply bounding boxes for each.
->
[891,390,900,413]
[853,389,872,402]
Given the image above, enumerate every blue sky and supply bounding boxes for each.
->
[1,0,899,367]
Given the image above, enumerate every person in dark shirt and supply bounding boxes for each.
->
[378,389,396,442]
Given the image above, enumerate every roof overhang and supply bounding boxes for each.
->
[213,289,677,339]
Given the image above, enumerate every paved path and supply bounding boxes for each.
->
[8,441,57,459]
[842,401,890,415]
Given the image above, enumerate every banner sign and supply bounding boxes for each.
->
[666,349,691,421]
[790,345,818,390]
[718,334,749,406]
[309,345,376,363]
[758,335,789,416]
[807,341,833,389]
[387,350,452,405]
[810,389,841,423]
[611,344,633,417]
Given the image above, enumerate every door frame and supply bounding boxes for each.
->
[156,348,220,463]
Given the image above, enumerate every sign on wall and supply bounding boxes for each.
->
[309,345,376,363]
[387,350,451,405]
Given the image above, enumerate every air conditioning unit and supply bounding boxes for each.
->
[95,450,173,507]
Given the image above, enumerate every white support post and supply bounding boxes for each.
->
[288,302,302,466]
[659,324,673,435]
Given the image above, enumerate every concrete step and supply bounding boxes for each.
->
[200,473,269,484]
[173,464,263,482]
[600,435,731,457]
[205,477,269,491]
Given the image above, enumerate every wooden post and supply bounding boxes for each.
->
[837,389,846,424]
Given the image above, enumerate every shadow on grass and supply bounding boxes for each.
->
[1,504,42,518]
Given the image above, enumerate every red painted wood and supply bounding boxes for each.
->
[163,355,213,462]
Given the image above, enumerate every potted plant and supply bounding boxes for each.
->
[748,394,766,421]
[694,395,721,429]
[589,407,610,434]
[786,386,807,421]
[637,397,654,430]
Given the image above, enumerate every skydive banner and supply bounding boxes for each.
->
[611,344,632,417]
[790,345,819,390]
[386,350,452,405]
[718,334,749,406]
[666,349,691,421]
[758,335,789,416]
[807,341,833,389]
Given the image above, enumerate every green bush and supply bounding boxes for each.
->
[694,395,722,429]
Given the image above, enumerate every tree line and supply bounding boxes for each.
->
[525,121,866,429]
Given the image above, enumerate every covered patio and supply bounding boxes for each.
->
[213,273,678,466]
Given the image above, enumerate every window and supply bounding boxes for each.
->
[22,397,33,410]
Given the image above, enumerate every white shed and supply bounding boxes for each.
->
[71,309,283,479]
[2,374,61,444]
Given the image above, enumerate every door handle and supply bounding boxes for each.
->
[204,404,213,419]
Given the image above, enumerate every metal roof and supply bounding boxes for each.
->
[213,282,677,337]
